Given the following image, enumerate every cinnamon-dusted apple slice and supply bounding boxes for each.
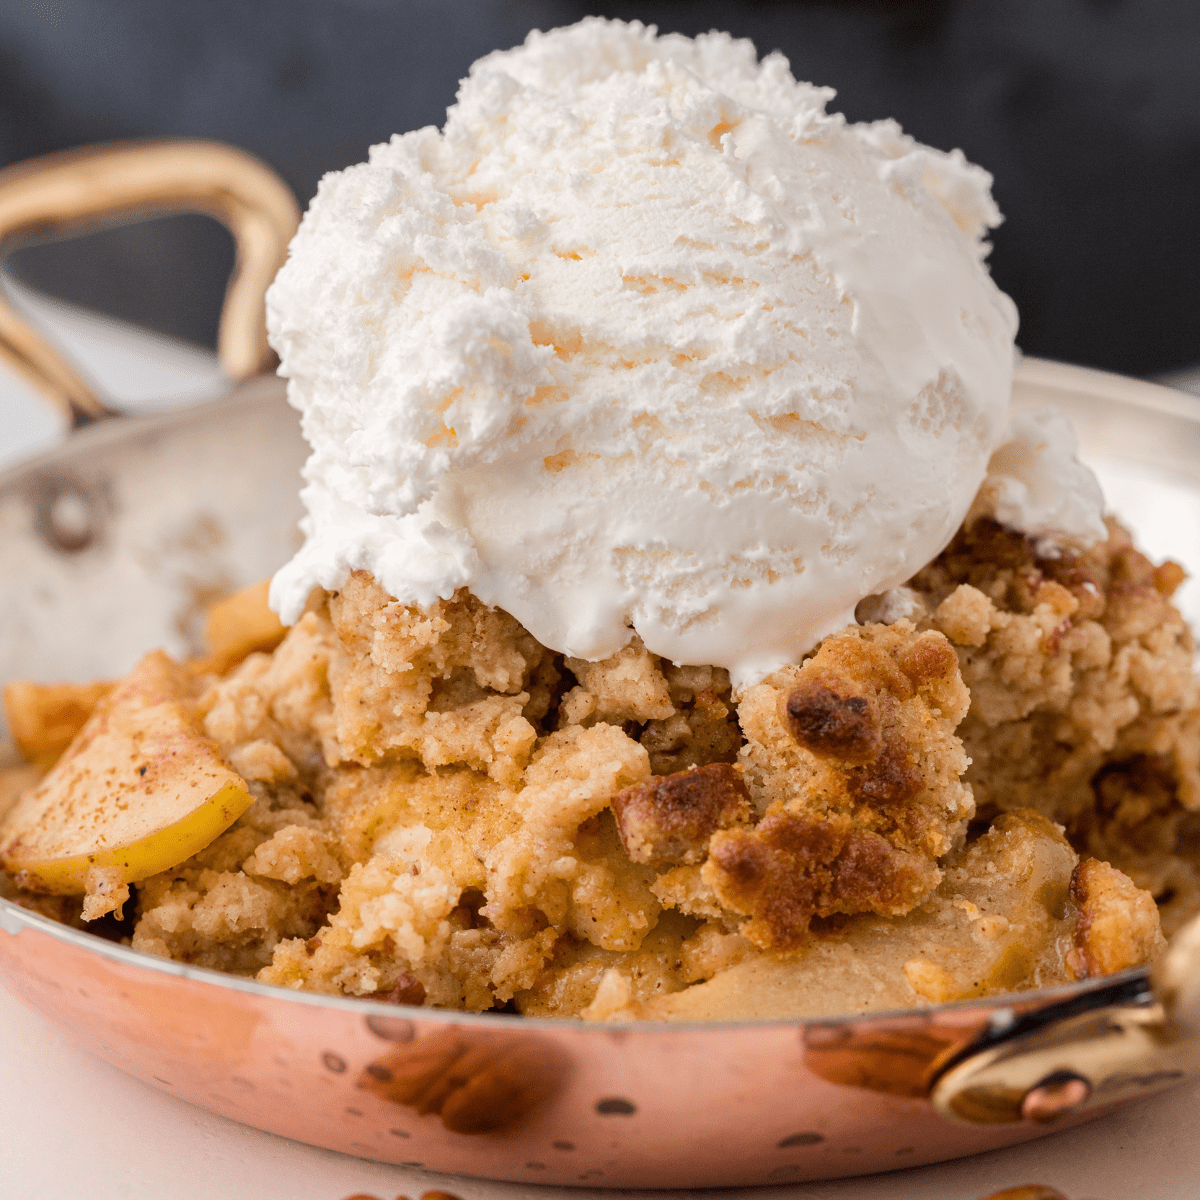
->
[0,651,251,895]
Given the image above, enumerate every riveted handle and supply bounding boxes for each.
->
[0,139,300,425]
[931,912,1200,1125]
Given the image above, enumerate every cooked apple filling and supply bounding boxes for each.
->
[0,518,1189,1020]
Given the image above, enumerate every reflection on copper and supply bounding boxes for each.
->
[802,1020,977,1099]
[358,1025,570,1135]
[945,1083,1029,1125]
[341,1192,463,1200]
[976,1188,1069,1200]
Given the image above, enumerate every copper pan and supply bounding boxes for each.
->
[1,141,1199,1190]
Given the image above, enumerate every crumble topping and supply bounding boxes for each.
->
[1,517,1187,1020]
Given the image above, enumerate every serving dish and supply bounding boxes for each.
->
[1,142,1199,1189]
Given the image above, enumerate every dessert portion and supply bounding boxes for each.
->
[0,20,1188,1019]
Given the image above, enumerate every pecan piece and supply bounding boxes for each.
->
[611,761,752,868]
[382,971,428,1007]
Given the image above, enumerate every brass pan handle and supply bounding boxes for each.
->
[0,139,301,426]
[931,910,1200,1125]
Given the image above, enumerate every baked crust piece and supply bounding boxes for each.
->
[1069,856,1167,978]
[704,622,974,951]
[611,762,752,868]
[704,805,940,950]
[739,624,972,859]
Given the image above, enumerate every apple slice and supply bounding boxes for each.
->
[0,651,251,895]
[196,578,287,674]
[3,678,115,766]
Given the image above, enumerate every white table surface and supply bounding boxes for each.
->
[2,282,1199,1200]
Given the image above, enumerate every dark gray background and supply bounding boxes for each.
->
[2,0,1198,375]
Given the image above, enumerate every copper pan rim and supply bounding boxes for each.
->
[0,891,1152,1035]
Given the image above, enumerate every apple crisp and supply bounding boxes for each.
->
[1,517,1187,1020]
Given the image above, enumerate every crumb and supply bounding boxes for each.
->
[81,865,130,923]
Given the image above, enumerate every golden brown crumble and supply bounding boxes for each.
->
[1069,856,1167,978]
[1,514,1188,1019]
[705,806,941,951]
[912,518,1200,935]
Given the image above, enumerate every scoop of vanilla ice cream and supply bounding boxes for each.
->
[267,18,1019,686]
